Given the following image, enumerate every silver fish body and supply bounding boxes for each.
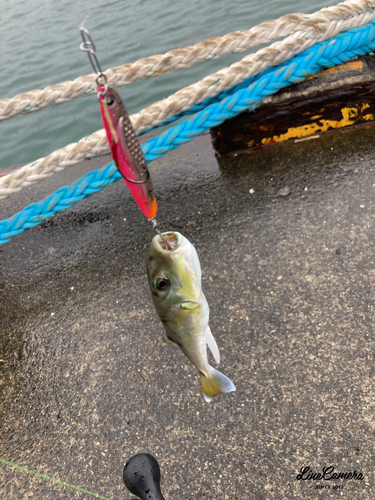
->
[147,231,236,402]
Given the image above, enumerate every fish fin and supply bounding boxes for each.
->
[180,301,200,310]
[206,327,220,365]
[200,366,236,403]
[162,335,174,346]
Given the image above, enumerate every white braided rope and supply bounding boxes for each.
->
[1,0,375,200]
[132,9,375,131]
[1,0,374,123]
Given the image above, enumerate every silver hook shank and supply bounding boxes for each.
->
[150,218,172,250]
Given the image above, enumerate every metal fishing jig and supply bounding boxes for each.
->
[79,24,161,223]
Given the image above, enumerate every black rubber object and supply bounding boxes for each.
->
[123,453,166,500]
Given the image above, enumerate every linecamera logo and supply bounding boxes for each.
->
[296,466,365,491]
[296,466,364,481]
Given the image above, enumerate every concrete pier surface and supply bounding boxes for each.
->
[0,127,374,499]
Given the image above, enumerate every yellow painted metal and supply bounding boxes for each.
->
[258,103,374,145]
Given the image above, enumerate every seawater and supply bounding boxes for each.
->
[1,0,339,170]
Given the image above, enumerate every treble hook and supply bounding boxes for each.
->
[79,22,108,89]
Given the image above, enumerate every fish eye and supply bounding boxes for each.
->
[106,95,115,106]
[154,277,170,291]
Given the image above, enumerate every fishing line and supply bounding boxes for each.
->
[0,457,114,500]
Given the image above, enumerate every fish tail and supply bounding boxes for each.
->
[200,366,236,403]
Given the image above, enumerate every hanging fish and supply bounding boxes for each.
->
[147,231,236,402]
[98,86,157,219]
[79,25,157,219]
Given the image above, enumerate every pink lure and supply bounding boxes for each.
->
[98,86,157,219]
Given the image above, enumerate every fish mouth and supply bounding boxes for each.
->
[157,232,181,252]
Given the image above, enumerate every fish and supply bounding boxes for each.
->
[147,231,236,402]
[98,86,157,219]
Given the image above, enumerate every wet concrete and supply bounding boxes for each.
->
[0,126,375,499]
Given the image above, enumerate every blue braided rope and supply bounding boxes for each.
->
[2,22,375,244]
[0,164,122,242]
[138,24,375,134]
[142,24,375,161]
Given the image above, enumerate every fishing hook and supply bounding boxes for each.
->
[150,218,172,250]
[120,168,150,184]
